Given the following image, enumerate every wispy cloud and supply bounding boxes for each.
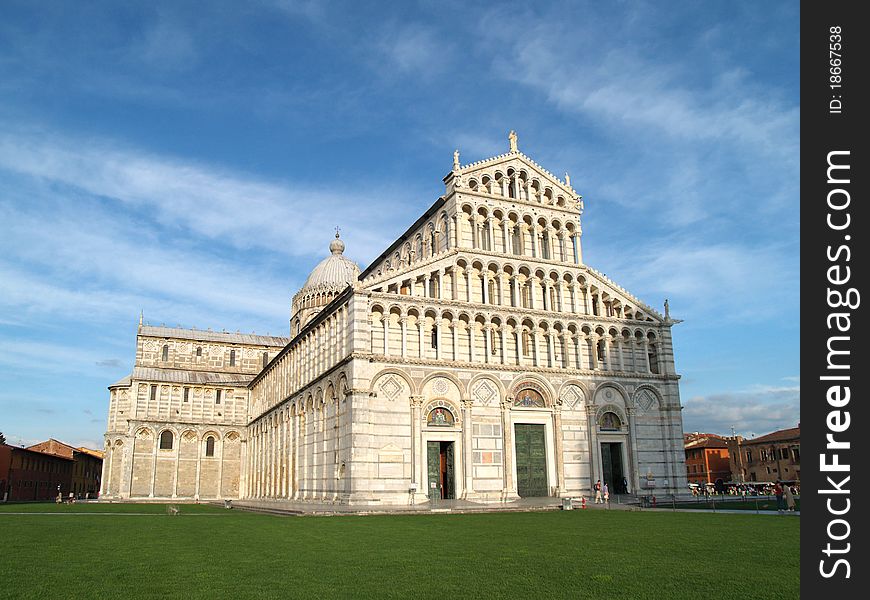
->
[95,359,123,368]
[682,384,800,438]
[376,24,450,75]
[0,128,413,264]
[135,16,200,71]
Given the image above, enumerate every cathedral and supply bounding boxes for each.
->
[100,133,688,505]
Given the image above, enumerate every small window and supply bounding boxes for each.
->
[215,389,221,404]
[196,346,202,357]
[431,325,438,349]
[159,431,173,450]
[150,385,157,402]
[205,436,215,457]
[183,387,189,403]
[229,349,236,367]
[648,344,660,374]
[162,344,169,361]
[262,352,269,368]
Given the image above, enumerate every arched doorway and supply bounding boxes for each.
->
[512,385,549,498]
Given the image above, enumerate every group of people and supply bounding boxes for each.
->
[592,478,629,503]
[55,491,76,504]
[774,480,797,512]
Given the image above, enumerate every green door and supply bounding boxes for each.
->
[444,442,455,500]
[601,443,624,493]
[515,424,548,497]
[427,442,440,500]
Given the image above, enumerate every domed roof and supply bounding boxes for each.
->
[299,232,360,293]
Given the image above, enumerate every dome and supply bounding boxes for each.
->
[300,232,360,292]
[291,232,360,334]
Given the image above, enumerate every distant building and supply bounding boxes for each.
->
[0,443,74,501]
[27,439,104,497]
[683,433,731,486]
[726,425,800,483]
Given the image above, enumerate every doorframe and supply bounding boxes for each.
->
[422,430,463,500]
[509,410,557,497]
[596,433,631,492]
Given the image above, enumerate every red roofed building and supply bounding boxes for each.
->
[726,425,800,483]
[0,443,74,501]
[684,433,732,485]
[27,439,104,498]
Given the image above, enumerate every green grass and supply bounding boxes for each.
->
[0,503,799,600]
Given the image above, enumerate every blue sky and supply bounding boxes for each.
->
[0,1,799,449]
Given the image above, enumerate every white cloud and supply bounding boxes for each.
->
[136,17,200,70]
[377,25,449,74]
[0,127,416,266]
[682,384,800,438]
[587,236,797,324]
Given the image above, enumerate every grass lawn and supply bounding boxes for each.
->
[0,503,799,600]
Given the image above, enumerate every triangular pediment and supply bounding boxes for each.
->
[457,150,580,201]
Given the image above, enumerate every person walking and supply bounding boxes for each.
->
[603,482,610,504]
[594,479,602,503]
[784,484,796,512]
[622,477,629,495]
[774,480,785,512]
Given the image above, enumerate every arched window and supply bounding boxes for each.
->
[514,388,545,408]
[513,225,522,255]
[159,430,173,450]
[521,284,530,309]
[522,331,530,355]
[431,324,438,349]
[648,343,660,374]
[162,344,169,361]
[599,412,621,430]
[205,436,215,457]
[508,177,516,199]
[229,349,236,367]
[196,346,202,357]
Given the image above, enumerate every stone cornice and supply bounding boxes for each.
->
[364,353,679,381]
[366,290,664,329]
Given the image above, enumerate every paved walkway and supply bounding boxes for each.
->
[225,496,641,516]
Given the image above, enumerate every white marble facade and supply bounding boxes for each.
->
[102,133,688,503]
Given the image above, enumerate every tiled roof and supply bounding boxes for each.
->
[27,439,77,458]
[131,366,255,386]
[139,325,290,347]
[76,447,105,460]
[109,375,131,388]
[746,426,800,445]
[685,437,728,450]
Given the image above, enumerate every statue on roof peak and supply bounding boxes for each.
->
[453,149,460,170]
[508,130,518,153]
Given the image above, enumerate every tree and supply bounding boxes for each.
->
[0,431,6,445]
